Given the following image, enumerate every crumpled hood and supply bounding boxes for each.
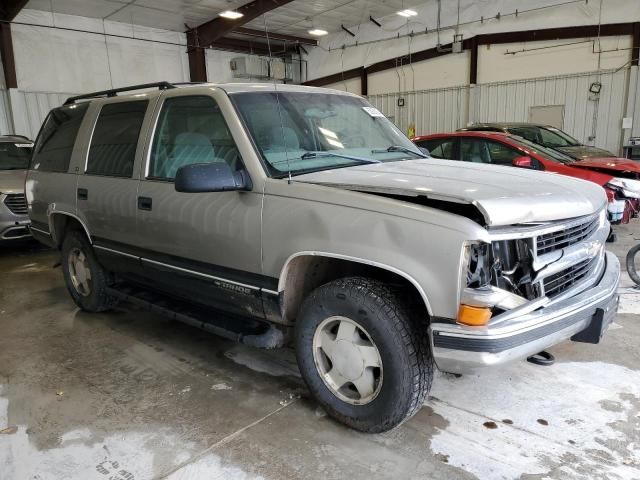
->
[555,145,615,159]
[571,157,640,175]
[293,159,606,226]
[0,169,27,194]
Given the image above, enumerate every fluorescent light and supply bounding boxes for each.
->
[308,28,328,36]
[219,10,243,19]
[397,9,418,17]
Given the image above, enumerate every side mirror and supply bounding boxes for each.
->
[175,162,252,193]
[512,156,534,169]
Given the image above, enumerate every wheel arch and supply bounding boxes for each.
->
[277,252,433,324]
[48,212,92,248]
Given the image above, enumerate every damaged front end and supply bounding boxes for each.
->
[430,207,620,374]
[458,208,609,326]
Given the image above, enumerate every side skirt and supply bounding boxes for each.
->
[106,282,289,349]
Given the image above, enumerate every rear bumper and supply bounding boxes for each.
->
[430,251,620,374]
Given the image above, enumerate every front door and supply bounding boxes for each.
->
[135,92,265,318]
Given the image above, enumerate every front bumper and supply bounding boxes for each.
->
[430,251,620,374]
[0,194,30,241]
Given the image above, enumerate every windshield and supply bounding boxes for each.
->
[0,142,32,170]
[232,91,423,177]
[508,126,581,147]
[509,136,575,164]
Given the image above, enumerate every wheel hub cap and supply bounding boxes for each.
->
[68,247,92,297]
[312,316,383,405]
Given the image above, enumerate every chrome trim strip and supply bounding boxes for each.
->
[29,226,50,236]
[94,245,139,260]
[487,209,604,241]
[262,289,279,296]
[141,257,261,291]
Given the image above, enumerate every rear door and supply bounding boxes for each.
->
[76,97,156,272]
[135,89,265,318]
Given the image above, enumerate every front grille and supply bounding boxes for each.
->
[4,194,27,215]
[536,217,599,256]
[542,256,598,298]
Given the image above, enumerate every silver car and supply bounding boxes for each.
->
[26,83,620,432]
[0,135,32,241]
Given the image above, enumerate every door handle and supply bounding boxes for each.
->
[137,196,152,211]
[77,188,88,200]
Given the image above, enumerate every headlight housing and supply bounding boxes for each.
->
[606,178,640,199]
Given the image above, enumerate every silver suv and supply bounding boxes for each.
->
[0,135,33,241]
[27,82,620,432]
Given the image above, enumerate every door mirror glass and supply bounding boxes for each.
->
[175,162,251,193]
[512,156,534,169]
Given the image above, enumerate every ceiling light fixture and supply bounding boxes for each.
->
[308,28,328,36]
[397,9,418,17]
[219,10,244,19]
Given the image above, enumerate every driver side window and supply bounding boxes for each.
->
[148,96,241,180]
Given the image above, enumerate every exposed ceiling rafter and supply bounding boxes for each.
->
[0,0,28,21]
[188,0,297,48]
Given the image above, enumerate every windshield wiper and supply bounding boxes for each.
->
[371,145,428,158]
[300,151,380,164]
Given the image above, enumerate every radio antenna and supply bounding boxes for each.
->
[262,14,293,184]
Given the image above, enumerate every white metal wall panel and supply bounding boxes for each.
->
[0,90,13,135]
[9,90,76,140]
[368,86,469,136]
[473,69,629,155]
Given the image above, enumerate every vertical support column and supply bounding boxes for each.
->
[0,22,17,89]
[186,30,207,83]
[469,37,478,85]
[361,67,368,96]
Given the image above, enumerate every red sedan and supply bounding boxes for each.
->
[412,131,640,224]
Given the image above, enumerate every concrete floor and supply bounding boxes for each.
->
[1,227,639,480]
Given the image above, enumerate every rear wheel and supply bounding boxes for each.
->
[61,230,117,312]
[295,277,433,432]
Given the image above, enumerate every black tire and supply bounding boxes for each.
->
[626,243,640,286]
[61,230,117,312]
[295,276,434,433]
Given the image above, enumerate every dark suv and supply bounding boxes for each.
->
[460,123,615,160]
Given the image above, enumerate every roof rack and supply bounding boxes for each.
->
[64,81,177,105]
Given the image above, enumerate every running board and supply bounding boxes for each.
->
[106,284,288,349]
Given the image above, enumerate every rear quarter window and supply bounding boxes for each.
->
[417,138,454,159]
[31,103,89,172]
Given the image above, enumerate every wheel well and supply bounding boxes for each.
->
[50,214,89,248]
[279,255,430,324]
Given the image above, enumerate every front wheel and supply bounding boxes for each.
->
[295,277,433,433]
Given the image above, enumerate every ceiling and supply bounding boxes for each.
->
[24,0,416,38]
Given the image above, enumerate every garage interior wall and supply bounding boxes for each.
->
[0,9,291,139]
[307,0,640,154]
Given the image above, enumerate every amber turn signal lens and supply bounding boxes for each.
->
[457,304,492,326]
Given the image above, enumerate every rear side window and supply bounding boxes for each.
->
[32,103,89,172]
[417,138,454,159]
[86,101,148,177]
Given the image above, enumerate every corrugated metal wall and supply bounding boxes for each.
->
[368,68,630,154]
[368,86,469,136]
[473,68,629,154]
[9,90,77,140]
[0,89,13,135]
